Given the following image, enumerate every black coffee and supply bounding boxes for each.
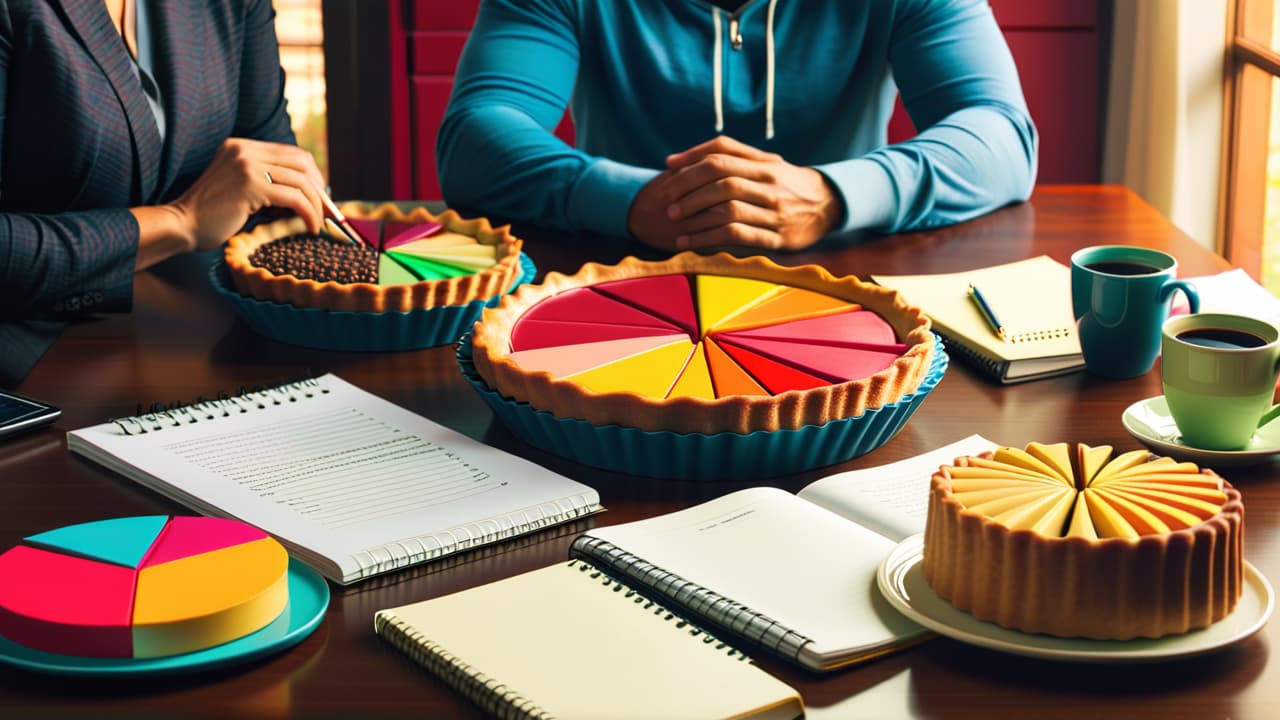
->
[1176,327,1268,349]
[1084,261,1161,276]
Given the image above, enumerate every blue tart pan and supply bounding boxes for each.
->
[457,332,948,480]
[210,253,535,352]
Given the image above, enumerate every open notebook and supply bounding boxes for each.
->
[66,374,602,584]
[873,256,1083,383]
[376,434,998,717]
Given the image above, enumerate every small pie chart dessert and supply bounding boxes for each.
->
[0,516,290,658]
[923,442,1244,640]
[469,252,935,435]
[224,204,524,312]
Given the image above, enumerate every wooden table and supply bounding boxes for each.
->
[2,186,1274,718]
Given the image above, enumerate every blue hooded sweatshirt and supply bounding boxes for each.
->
[437,0,1038,240]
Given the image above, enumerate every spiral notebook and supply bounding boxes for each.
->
[873,256,1084,383]
[376,561,804,720]
[66,374,602,585]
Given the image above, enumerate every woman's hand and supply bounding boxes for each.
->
[133,139,327,270]
[628,136,844,252]
[171,138,328,252]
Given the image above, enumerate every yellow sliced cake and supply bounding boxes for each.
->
[923,442,1244,639]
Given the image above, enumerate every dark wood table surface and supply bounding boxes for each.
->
[2,186,1275,718]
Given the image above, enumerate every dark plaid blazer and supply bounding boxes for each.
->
[0,0,295,384]
[0,0,293,319]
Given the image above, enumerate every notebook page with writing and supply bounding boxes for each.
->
[67,375,601,584]
[374,561,803,720]
[873,256,1080,362]
[796,434,999,542]
[574,487,927,671]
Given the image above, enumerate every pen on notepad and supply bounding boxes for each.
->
[968,283,1006,341]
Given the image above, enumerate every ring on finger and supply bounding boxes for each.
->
[264,171,274,185]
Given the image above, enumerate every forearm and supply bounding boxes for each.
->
[131,204,195,270]
[0,209,138,318]
[827,0,1036,235]
[819,103,1037,234]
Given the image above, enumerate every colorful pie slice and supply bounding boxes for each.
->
[704,338,771,396]
[508,334,691,379]
[718,309,903,350]
[666,342,716,400]
[714,339,831,394]
[517,288,675,329]
[710,287,859,333]
[511,319,686,352]
[592,275,700,336]
[714,335,902,383]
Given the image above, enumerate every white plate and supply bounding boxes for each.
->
[877,534,1273,663]
[1121,395,1280,468]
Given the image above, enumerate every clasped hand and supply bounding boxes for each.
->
[627,136,843,253]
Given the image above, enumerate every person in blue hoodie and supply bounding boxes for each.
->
[437,0,1038,252]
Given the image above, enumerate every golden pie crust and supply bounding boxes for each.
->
[469,252,935,435]
[224,203,523,312]
[923,445,1245,640]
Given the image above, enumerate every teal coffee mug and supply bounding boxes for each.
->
[1071,246,1199,378]
[1162,313,1280,450]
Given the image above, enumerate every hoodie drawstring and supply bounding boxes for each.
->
[764,0,776,139]
[712,10,724,133]
[711,0,778,140]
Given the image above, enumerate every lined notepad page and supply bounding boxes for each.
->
[67,375,600,584]
[873,256,1080,361]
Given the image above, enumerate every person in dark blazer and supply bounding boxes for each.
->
[0,0,327,386]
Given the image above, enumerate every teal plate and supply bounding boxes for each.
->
[0,559,329,676]
[210,252,536,352]
[458,333,948,480]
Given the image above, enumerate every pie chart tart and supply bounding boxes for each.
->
[225,203,524,312]
[923,442,1245,640]
[0,516,290,659]
[470,252,935,435]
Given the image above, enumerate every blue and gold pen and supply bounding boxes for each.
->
[968,283,1006,341]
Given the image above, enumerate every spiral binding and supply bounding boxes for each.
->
[375,610,551,720]
[569,536,813,663]
[373,559,751,720]
[347,494,599,582]
[109,378,327,436]
[1005,327,1071,344]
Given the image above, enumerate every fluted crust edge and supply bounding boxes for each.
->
[922,458,1244,640]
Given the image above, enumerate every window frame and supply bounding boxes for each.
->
[1220,0,1278,273]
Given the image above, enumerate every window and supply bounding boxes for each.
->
[1222,0,1280,290]
[273,0,328,180]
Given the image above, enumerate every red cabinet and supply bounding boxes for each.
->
[387,0,1105,199]
[401,0,479,201]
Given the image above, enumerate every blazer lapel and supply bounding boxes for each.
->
[150,0,207,198]
[55,0,163,204]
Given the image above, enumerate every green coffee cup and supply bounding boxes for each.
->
[1161,313,1280,450]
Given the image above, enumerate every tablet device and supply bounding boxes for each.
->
[0,391,61,439]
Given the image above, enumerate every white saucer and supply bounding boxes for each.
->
[1121,395,1280,468]
[877,534,1273,663]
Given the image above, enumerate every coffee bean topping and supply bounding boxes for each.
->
[249,234,379,284]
